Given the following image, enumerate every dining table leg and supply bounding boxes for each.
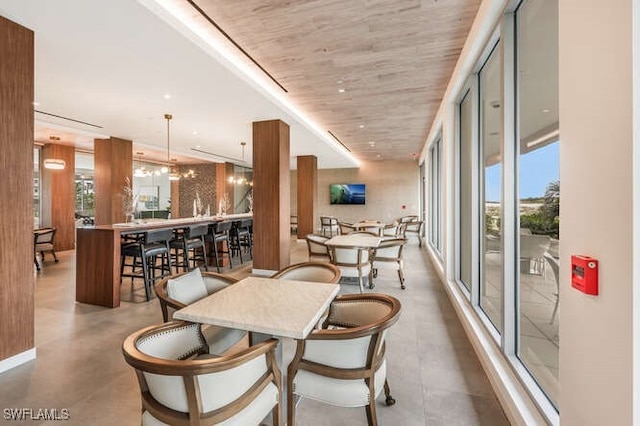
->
[253,333,296,425]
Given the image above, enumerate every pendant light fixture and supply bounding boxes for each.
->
[227,142,252,186]
[163,113,181,181]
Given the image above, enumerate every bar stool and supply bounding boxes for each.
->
[170,224,209,273]
[119,232,145,284]
[207,221,232,272]
[230,219,252,263]
[120,228,173,301]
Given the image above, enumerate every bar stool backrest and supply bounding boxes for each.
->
[145,228,173,244]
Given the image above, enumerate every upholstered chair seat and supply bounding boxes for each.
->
[123,321,282,426]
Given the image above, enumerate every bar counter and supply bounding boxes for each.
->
[76,213,252,308]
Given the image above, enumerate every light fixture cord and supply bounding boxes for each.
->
[165,114,172,166]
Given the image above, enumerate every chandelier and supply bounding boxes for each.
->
[134,114,196,180]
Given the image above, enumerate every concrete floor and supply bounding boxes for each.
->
[0,237,509,425]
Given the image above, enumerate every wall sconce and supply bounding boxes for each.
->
[43,159,66,170]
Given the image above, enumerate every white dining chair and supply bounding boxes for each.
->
[328,245,373,293]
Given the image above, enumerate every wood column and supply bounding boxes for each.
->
[170,180,179,219]
[252,120,290,272]
[0,16,34,364]
[296,155,317,239]
[40,144,75,250]
[94,137,132,225]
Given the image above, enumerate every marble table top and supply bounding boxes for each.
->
[325,234,382,248]
[173,276,340,339]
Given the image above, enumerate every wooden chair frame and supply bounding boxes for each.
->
[305,234,330,261]
[123,321,282,426]
[155,271,238,322]
[287,293,401,426]
[327,245,373,293]
[34,227,58,271]
[372,238,407,289]
[270,261,341,283]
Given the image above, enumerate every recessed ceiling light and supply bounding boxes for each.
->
[338,88,345,93]
[359,124,365,129]
[337,79,343,84]
[193,131,198,135]
[541,108,550,113]
[32,101,39,106]
[195,145,201,149]
[368,141,375,146]
[163,93,171,99]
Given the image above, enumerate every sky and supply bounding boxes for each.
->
[485,142,559,202]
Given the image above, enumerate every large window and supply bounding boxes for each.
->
[516,0,559,408]
[429,137,442,252]
[452,0,559,418]
[458,90,473,292]
[479,41,503,333]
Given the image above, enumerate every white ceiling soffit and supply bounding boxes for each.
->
[0,0,358,169]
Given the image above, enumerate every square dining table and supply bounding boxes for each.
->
[173,276,340,424]
[174,276,339,339]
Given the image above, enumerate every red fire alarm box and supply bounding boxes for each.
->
[571,255,598,295]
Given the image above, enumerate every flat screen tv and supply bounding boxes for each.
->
[330,183,366,205]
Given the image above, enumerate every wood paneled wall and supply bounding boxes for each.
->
[0,16,34,362]
[252,120,290,271]
[40,144,75,250]
[94,138,132,225]
[296,155,317,238]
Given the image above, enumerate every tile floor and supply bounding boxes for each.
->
[0,238,509,425]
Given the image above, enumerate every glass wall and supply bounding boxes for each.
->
[451,0,559,417]
[33,148,40,229]
[479,41,503,333]
[516,0,559,408]
[232,165,253,213]
[429,137,442,252]
[458,90,473,292]
[75,152,95,224]
[132,160,171,219]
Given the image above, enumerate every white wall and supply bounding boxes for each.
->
[559,1,633,424]
[290,160,420,230]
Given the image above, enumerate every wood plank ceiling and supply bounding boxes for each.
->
[190,0,481,163]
